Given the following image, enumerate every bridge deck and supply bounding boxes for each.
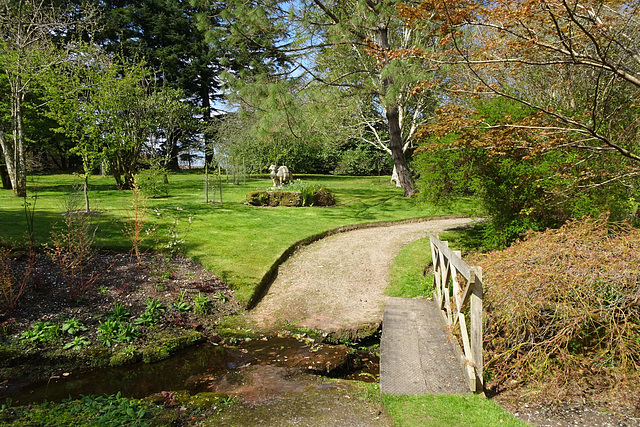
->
[380,297,470,395]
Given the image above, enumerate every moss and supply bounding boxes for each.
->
[141,331,205,363]
[109,348,141,367]
[185,392,231,409]
[0,343,27,367]
[246,190,303,207]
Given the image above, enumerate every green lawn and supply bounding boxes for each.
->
[0,172,480,303]
[382,394,529,427]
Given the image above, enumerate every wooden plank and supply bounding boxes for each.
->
[458,313,476,392]
[430,236,474,280]
[470,267,483,390]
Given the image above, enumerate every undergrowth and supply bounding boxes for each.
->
[475,217,640,404]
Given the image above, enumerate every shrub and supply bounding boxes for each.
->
[0,246,33,313]
[135,165,168,198]
[475,217,640,401]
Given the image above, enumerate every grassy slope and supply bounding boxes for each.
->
[0,173,479,303]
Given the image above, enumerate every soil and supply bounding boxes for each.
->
[0,251,242,389]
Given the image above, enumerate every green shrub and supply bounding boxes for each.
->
[414,97,634,248]
[135,166,168,198]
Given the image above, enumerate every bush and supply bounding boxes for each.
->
[135,166,168,198]
[413,99,633,248]
[474,217,640,402]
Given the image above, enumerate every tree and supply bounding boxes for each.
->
[93,0,247,169]
[398,0,640,180]
[45,49,180,202]
[0,0,89,197]
[197,0,443,196]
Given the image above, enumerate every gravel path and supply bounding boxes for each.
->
[248,217,477,337]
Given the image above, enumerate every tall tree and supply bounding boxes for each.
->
[197,0,441,196]
[93,0,253,168]
[398,0,640,176]
[0,0,89,197]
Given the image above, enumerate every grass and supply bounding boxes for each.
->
[382,394,528,427]
[0,172,480,304]
[387,237,434,298]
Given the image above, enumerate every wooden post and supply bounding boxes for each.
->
[471,267,483,391]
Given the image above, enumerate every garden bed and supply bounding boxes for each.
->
[0,251,242,390]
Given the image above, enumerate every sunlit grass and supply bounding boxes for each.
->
[382,394,529,427]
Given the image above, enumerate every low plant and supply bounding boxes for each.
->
[61,317,88,336]
[134,298,165,327]
[194,293,212,315]
[63,335,91,351]
[97,319,140,347]
[119,181,156,265]
[46,204,105,300]
[107,302,131,321]
[172,289,192,312]
[212,292,227,303]
[21,321,60,343]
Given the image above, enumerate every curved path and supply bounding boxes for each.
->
[248,217,477,337]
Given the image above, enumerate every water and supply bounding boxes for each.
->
[1,337,379,405]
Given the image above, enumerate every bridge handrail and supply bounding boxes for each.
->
[430,234,483,392]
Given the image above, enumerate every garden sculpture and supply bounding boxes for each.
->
[269,164,292,187]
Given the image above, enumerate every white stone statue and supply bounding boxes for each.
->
[269,164,292,187]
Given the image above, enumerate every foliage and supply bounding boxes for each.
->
[97,318,139,347]
[333,144,392,176]
[20,321,59,343]
[194,293,212,315]
[0,392,154,426]
[61,317,87,336]
[135,167,168,198]
[0,245,33,313]
[413,98,632,248]
[0,0,90,197]
[63,335,91,351]
[398,0,640,205]
[107,302,131,322]
[134,298,165,327]
[172,289,191,313]
[474,218,640,400]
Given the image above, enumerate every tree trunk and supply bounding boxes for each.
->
[377,25,415,197]
[386,106,415,196]
[83,173,90,213]
[0,131,14,190]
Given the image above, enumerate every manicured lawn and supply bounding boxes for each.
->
[0,172,480,303]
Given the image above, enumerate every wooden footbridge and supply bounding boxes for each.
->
[380,234,484,395]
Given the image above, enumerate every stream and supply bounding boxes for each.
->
[1,337,379,405]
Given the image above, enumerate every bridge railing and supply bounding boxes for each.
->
[430,234,483,393]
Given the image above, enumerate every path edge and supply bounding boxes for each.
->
[246,215,472,309]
